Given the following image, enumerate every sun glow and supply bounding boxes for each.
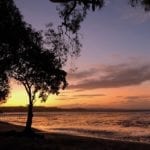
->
[2,80,57,107]
[2,79,150,109]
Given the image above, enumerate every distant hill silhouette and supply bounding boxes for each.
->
[0,106,150,113]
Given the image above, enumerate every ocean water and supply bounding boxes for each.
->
[0,111,150,143]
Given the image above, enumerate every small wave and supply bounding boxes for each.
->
[118,120,150,128]
[51,127,150,143]
[51,127,122,140]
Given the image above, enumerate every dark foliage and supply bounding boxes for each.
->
[0,0,27,101]
[0,0,69,101]
[130,0,150,11]
[53,0,104,33]
[50,0,150,34]
[45,23,81,65]
[0,74,9,102]
[0,0,27,66]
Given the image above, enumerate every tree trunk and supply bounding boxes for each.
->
[24,102,33,133]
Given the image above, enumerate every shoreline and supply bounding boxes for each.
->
[0,121,150,150]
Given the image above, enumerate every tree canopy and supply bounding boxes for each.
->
[0,0,27,101]
[0,0,80,102]
[0,0,79,132]
[50,0,150,34]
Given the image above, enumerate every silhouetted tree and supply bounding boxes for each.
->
[0,0,70,133]
[10,25,67,133]
[0,0,81,104]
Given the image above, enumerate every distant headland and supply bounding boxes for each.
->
[0,106,150,113]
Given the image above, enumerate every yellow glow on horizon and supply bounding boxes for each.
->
[2,80,150,109]
[2,80,58,107]
[2,89,58,107]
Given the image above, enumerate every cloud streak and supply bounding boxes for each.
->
[124,95,150,102]
[69,63,150,90]
[56,94,106,101]
[73,94,106,97]
[68,68,99,80]
[118,95,150,109]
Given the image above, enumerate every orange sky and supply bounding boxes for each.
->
[2,78,150,109]
[2,0,150,109]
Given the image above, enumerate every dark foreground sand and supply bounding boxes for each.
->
[0,121,150,150]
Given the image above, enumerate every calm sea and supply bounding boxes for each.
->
[0,111,150,143]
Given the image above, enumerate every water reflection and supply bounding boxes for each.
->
[0,111,150,143]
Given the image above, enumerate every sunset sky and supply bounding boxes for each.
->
[3,0,150,109]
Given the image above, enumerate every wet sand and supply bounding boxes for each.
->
[0,121,150,150]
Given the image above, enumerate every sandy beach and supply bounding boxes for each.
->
[0,121,150,150]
